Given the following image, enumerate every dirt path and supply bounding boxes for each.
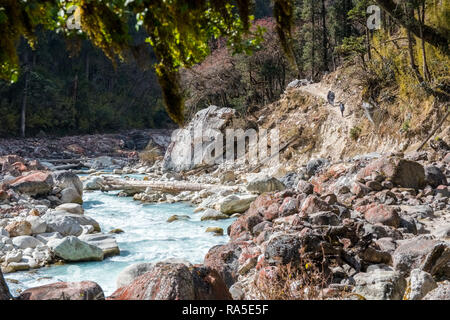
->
[297,82,354,132]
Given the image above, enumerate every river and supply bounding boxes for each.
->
[5,186,234,297]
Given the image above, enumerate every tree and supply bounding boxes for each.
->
[1,0,448,128]
[374,0,449,54]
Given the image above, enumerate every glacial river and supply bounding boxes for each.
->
[5,188,234,297]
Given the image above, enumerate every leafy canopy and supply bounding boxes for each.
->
[0,0,296,125]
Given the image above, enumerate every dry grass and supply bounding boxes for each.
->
[256,249,332,300]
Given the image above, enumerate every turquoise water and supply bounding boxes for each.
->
[5,191,234,297]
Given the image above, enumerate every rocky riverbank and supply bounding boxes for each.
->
[0,155,122,276]
[1,106,449,300]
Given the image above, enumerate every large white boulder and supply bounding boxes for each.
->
[162,106,236,172]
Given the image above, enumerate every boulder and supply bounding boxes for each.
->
[55,203,84,215]
[5,221,32,237]
[48,236,104,262]
[43,214,83,236]
[393,238,449,276]
[91,156,114,170]
[26,216,47,234]
[43,212,100,235]
[35,232,63,244]
[246,177,286,194]
[296,180,314,195]
[424,166,447,188]
[162,105,236,172]
[300,195,331,216]
[405,269,437,300]
[423,282,450,300]
[264,234,302,265]
[399,205,434,219]
[353,270,407,300]
[201,209,229,221]
[52,171,83,197]
[356,156,425,189]
[364,205,401,228]
[19,281,104,300]
[60,188,83,204]
[116,263,155,289]
[12,235,44,249]
[167,215,190,223]
[5,251,23,263]
[205,227,224,236]
[8,171,54,196]
[278,197,299,217]
[78,233,120,257]
[220,171,235,184]
[217,194,257,215]
[204,242,243,288]
[84,177,104,190]
[306,158,328,176]
[108,263,231,300]
[351,182,371,198]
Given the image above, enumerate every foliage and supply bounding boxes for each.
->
[0,29,172,137]
[181,18,295,118]
[350,126,362,140]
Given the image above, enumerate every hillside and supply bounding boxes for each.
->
[252,65,449,172]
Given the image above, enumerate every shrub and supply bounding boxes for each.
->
[350,126,362,141]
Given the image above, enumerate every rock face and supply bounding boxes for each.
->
[8,171,54,196]
[356,156,425,189]
[19,281,105,300]
[0,269,12,300]
[246,177,286,194]
[48,236,104,262]
[162,105,236,172]
[108,263,231,300]
[353,270,407,300]
[78,233,120,257]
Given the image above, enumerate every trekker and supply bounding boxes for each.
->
[339,102,345,117]
[327,90,335,106]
